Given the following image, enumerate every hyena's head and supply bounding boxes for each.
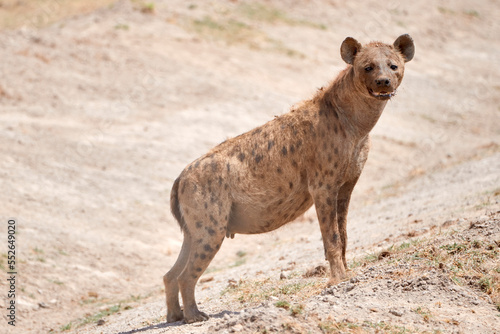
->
[341,34,415,100]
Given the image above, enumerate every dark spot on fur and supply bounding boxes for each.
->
[195,160,200,168]
[278,199,283,205]
[200,253,206,260]
[196,267,203,272]
[327,154,332,163]
[323,142,327,150]
[255,154,263,163]
[292,160,298,169]
[252,128,262,135]
[334,124,338,134]
[227,163,231,172]
[204,244,213,252]
[281,146,288,156]
[334,162,338,169]
[296,139,302,148]
[278,186,283,193]
[207,227,216,236]
[238,153,245,162]
[180,182,186,194]
[192,274,198,279]
[327,184,332,190]
[277,167,283,174]
[224,183,229,190]
[251,149,255,157]
[333,233,339,243]
[329,210,336,221]
[289,182,294,189]
[290,145,295,154]
[268,140,275,150]
[319,181,323,187]
[326,197,333,206]
[209,215,218,226]
[194,252,199,258]
[334,147,339,155]
[196,221,203,229]
[211,161,218,172]
[204,202,208,209]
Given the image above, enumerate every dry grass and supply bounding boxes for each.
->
[221,275,325,308]
[0,0,116,30]
[349,216,500,311]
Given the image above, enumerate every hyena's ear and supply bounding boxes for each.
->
[394,34,415,62]
[340,37,362,65]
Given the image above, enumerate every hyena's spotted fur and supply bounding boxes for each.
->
[164,34,415,324]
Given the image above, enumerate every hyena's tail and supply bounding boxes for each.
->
[170,177,186,232]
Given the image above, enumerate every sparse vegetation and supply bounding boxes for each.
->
[237,2,327,30]
[274,300,290,309]
[355,218,500,310]
[221,277,324,306]
[185,11,305,57]
[81,304,121,326]
[60,322,72,331]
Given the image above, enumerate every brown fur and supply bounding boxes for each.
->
[164,35,414,323]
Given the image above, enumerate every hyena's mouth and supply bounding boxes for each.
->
[368,88,396,100]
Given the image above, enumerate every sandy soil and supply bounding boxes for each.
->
[0,0,498,333]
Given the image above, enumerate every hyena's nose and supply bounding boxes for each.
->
[375,78,391,87]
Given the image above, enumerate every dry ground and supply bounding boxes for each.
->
[0,0,499,333]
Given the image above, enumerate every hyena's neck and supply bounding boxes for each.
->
[318,67,387,139]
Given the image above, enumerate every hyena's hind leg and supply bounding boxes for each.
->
[178,200,230,323]
[164,232,191,323]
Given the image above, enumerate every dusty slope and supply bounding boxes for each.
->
[0,0,498,333]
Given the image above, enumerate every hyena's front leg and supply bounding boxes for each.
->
[336,179,359,270]
[311,187,345,285]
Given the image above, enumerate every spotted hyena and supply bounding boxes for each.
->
[164,34,415,323]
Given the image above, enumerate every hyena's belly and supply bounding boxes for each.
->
[228,190,313,234]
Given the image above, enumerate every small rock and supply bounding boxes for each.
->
[88,291,98,298]
[280,272,287,280]
[233,324,243,332]
[345,284,355,292]
[38,302,48,308]
[200,276,214,284]
[389,309,404,317]
[349,277,359,283]
[97,319,105,326]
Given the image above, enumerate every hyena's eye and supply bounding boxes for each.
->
[390,64,398,70]
[364,66,373,72]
